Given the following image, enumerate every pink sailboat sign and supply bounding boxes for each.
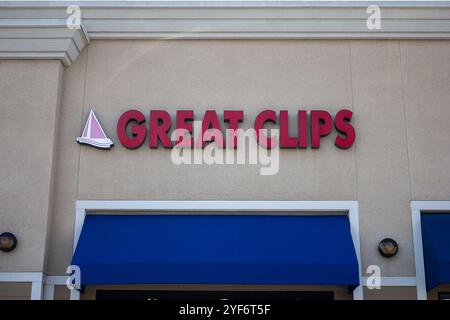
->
[77,110,113,149]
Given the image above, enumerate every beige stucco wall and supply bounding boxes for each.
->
[47,39,450,276]
[0,282,31,300]
[363,286,417,300]
[77,40,356,201]
[0,60,63,272]
[1,39,450,299]
[47,39,450,292]
[54,285,71,300]
[401,41,450,200]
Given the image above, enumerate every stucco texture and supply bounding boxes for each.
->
[0,60,62,272]
[2,40,450,294]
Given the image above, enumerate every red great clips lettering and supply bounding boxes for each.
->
[116,109,355,150]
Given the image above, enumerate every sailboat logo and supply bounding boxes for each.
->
[77,109,113,149]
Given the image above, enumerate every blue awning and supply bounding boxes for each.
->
[72,215,359,287]
[421,213,450,290]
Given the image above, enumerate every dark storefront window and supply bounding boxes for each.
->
[96,290,334,301]
[438,292,450,300]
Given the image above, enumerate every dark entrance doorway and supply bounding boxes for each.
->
[96,290,334,300]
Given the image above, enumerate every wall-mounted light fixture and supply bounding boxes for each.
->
[0,232,17,252]
[378,238,398,258]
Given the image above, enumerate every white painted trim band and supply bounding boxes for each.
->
[0,18,89,66]
[76,200,357,211]
[411,201,450,211]
[362,276,417,286]
[0,0,448,65]
[2,1,450,9]
[0,1,449,64]
[0,272,44,282]
[45,276,68,285]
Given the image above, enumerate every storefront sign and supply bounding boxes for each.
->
[77,110,113,149]
[116,109,355,150]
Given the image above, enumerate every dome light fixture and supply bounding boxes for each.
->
[0,232,17,252]
[378,238,398,258]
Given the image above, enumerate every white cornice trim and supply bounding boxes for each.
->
[0,1,449,64]
[0,18,89,66]
[2,1,450,9]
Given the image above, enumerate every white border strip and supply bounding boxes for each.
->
[75,200,358,212]
[362,276,417,286]
[46,276,68,285]
[0,272,44,283]
[73,200,363,300]
[411,201,450,300]
[2,1,450,9]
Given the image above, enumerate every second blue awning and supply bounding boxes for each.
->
[72,215,360,286]
[421,213,450,290]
